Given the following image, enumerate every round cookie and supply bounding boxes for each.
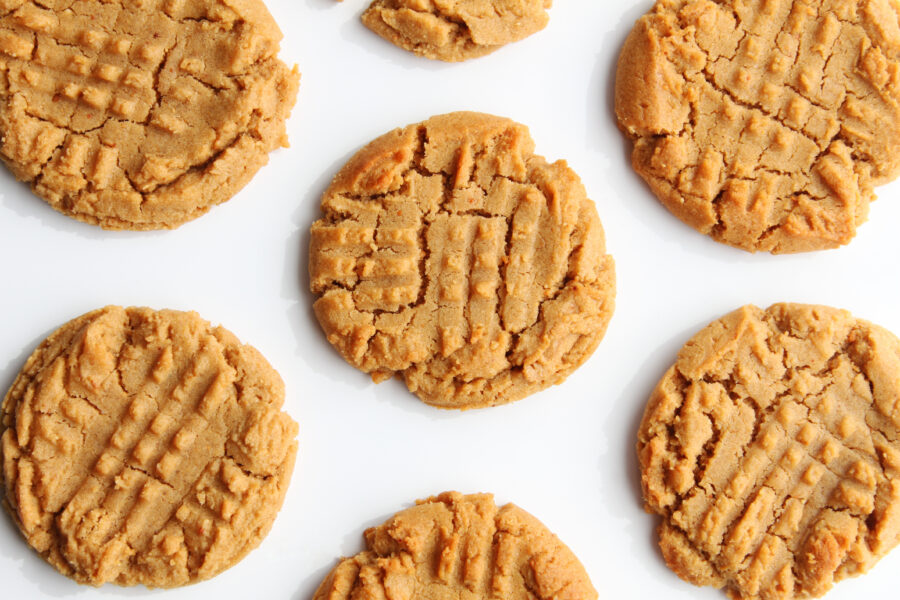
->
[361,0,552,62]
[312,491,598,600]
[638,303,900,599]
[308,111,616,410]
[0,0,299,230]
[0,306,298,587]
[615,0,900,253]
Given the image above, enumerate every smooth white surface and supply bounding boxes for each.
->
[1,1,899,598]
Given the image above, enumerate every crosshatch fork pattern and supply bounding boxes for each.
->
[616,0,900,253]
[0,306,298,587]
[0,0,298,229]
[309,112,616,410]
[638,303,900,600]
[312,491,599,600]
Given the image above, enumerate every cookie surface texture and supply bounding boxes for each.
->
[361,0,551,62]
[309,111,616,410]
[638,303,900,599]
[0,306,298,587]
[0,0,299,230]
[615,0,900,253]
[312,491,598,600]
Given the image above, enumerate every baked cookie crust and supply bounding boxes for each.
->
[312,491,598,600]
[616,0,900,253]
[0,0,299,230]
[361,0,552,61]
[638,303,900,599]
[0,306,298,587]
[309,111,615,410]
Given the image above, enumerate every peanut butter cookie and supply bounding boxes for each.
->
[309,111,616,410]
[361,0,552,62]
[638,303,900,599]
[0,306,298,586]
[312,491,598,600]
[616,0,900,253]
[0,0,299,230]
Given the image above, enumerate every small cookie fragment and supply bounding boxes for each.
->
[312,491,598,600]
[638,303,900,599]
[615,0,900,253]
[0,306,298,587]
[0,0,299,230]
[362,0,552,62]
[308,111,616,409]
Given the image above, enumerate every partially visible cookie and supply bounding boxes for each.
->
[361,0,552,61]
[615,0,900,253]
[309,111,615,410]
[0,306,298,587]
[312,491,598,600]
[0,0,299,230]
[638,303,900,599]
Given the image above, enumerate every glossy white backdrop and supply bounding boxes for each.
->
[1,1,899,599]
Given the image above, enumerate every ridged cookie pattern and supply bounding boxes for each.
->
[638,303,900,599]
[309,111,615,409]
[0,306,298,587]
[0,0,299,230]
[312,491,598,600]
[361,0,551,62]
[616,0,900,253]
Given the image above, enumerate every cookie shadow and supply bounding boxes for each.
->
[608,332,677,511]
[368,373,501,419]
[0,314,71,406]
[0,325,167,597]
[293,562,333,600]
[283,145,372,393]
[587,1,648,154]
[0,328,49,402]
[0,168,175,243]
[305,0,340,9]
[0,173,57,225]
[95,584,164,597]
[600,312,713,559]
[332,4,461,73]
[292,509,391,600]
[592,1,737,258]
[593,2,678,221]
[0,174,87,237]
[0,522,162,597]
[0,542,87,598]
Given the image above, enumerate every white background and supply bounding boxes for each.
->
[2,1,900,599]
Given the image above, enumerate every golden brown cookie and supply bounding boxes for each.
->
[0,0,299,230]
[0,306,298,587]
[361,0,552,62]
[638,303,900,599]
[308,111,616,410]
[615,0,900,253]
[312,491,598,600]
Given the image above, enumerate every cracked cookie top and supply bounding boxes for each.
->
[615,0,900,253]
[0,306,298,587]
[312,491,598,600]
[361,0,552,62]
[638,303,900,599]
[308,111,616,410]
[0,0,299,230]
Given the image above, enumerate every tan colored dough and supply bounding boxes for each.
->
[308,111,616,410]
[0,0,299,230]
[615,0,900,253]
[0,306,298,587]
[361,0,552,62]
[312,491,598,600]
[638,303,900,599]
